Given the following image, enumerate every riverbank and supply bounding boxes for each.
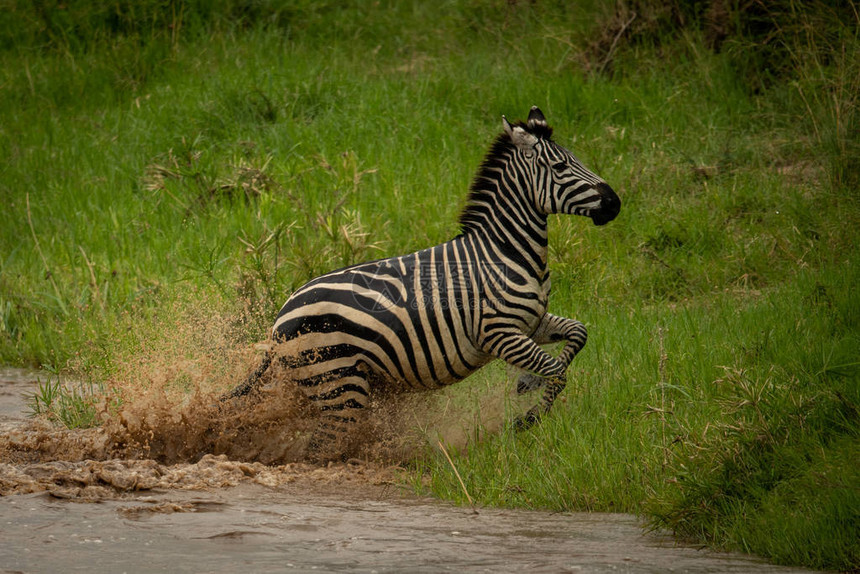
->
[1,369,815,573]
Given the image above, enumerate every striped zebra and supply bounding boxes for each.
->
[223,107,620,460]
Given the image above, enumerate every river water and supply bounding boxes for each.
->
[0,368,814,573]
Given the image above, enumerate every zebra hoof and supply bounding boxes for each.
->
[516,373,546,394]
[512,407,542,431]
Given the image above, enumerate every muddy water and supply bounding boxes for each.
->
[0,369,814,573]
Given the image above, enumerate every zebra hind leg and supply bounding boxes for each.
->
[302,362,373,463]
[305,409,365,463]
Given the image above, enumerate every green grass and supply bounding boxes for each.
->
[1,1,858,570]
[417,257,859,568]
[27,368,104,429]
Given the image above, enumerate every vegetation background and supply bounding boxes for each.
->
[0,0,857,570]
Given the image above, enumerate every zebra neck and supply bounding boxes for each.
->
[459,142,549,276]
[460,213,549,278]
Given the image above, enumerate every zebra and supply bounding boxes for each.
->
[222,106,620,460]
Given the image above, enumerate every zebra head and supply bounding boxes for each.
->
[503,106,620,226]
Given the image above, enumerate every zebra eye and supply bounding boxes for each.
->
[551,162,567,172]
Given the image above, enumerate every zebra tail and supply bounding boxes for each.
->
[219,352,273,402]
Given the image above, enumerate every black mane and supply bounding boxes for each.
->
[458,119,553,233]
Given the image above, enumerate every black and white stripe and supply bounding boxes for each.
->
[223,107,620,459]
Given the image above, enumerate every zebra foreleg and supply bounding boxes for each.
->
[514,378,568,430]
[481,330,571,430]
[516,315,587,395]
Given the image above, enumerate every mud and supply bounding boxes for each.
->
[0,368,816,573]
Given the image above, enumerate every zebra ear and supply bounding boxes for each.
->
[510,125,538,152]
[527,106,547,130]
[502,115,514,137]
[503,114,538,153]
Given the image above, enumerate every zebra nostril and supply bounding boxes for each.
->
[598,183,619,206]
[591,183,620,225]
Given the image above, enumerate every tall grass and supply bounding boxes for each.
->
[0,1,857,570]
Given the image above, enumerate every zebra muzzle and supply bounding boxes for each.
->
[590,183,621,226]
